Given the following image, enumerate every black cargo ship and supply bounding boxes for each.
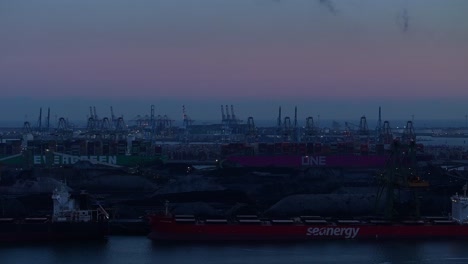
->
[0,185,109,243]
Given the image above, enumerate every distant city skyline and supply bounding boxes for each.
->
[1,1,467,123]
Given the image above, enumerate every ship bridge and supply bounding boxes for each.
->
[451,185,468,224]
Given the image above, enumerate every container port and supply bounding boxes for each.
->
[1,105,468,235]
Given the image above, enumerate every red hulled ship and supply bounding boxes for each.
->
[147,194,468,241]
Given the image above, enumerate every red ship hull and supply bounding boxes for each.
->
[148,216,468,241]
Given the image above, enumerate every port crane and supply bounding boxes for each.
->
[303,116,317,142]
[375,139,429,219]
[276,106,298,142]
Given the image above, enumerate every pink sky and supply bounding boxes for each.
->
[1,0,467,121]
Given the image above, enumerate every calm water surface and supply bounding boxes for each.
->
[419,136,468,147]
[2,236,468,264]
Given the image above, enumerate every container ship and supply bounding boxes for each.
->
[0,184,109,243]
[0,138,164,168]
[217,113,434,169]
[147,192,468,241]
[220,141,430,169]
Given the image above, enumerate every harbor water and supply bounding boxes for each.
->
[418,136,468,147]
[2,236,468,264]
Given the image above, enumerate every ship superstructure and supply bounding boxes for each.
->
[0,183,109,243]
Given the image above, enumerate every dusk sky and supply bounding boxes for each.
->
[1,0,467,126]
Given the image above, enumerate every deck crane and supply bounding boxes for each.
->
[375,138,429,219]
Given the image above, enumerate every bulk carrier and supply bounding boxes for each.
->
[147,138,460,242]
[147,191,468,241]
